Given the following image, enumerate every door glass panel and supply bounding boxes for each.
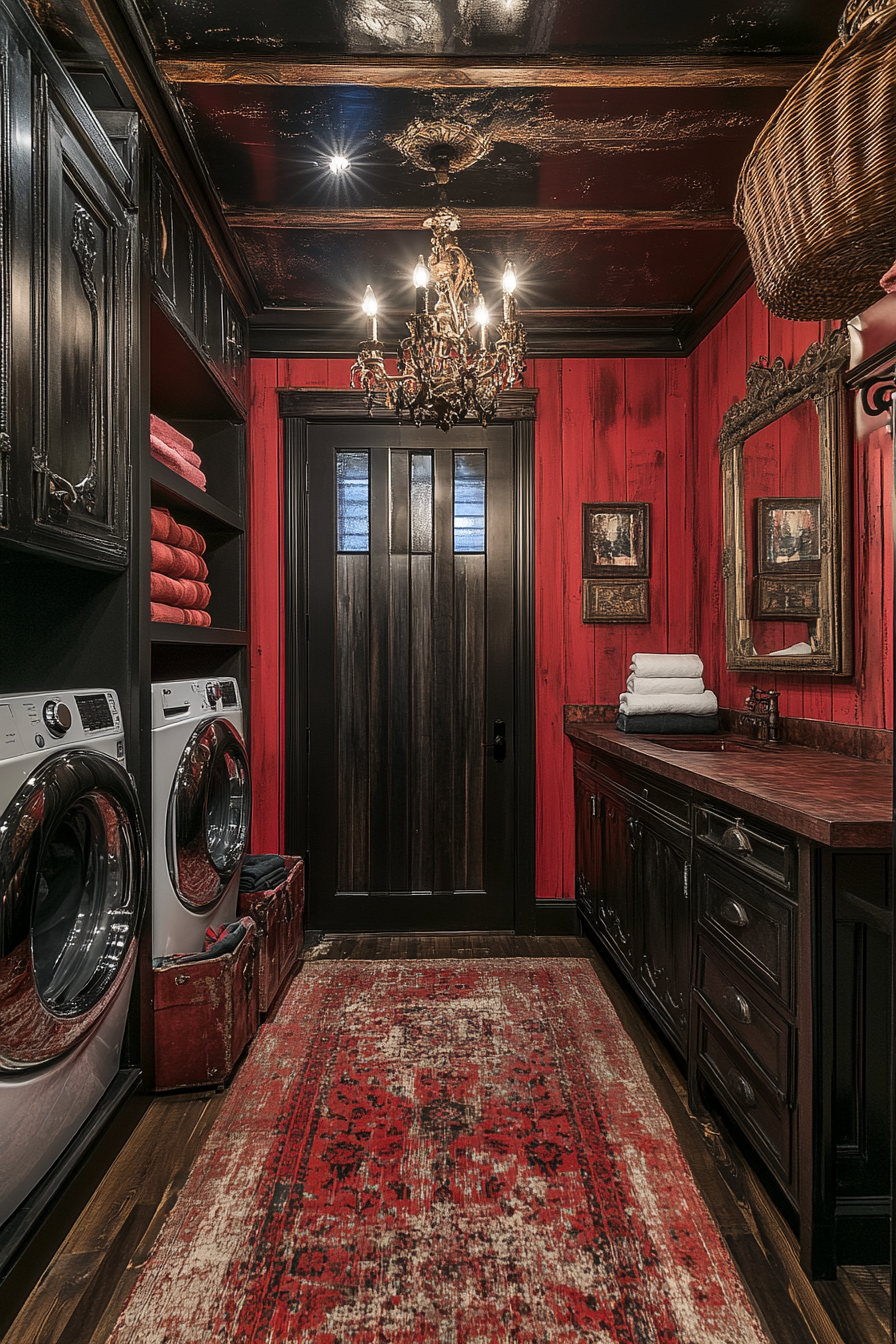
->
[410,453,433,553]
[32,791,134,1013]
[206,742,251,874]
[454,452,486,553]
[336,451,369,552]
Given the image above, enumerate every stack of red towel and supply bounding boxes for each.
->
[150,507,213,627]
[150,414,207,491]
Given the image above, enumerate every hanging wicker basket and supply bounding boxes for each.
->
[735,0,896,320]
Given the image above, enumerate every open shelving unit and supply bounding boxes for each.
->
[147,299,248,685]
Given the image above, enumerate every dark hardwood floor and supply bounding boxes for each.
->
[0,934,888,1344]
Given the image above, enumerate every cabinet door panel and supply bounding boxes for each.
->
[574,769,599,924]
[151,161,196,333]
[636,818,690,1051]
[30,76,131,564]
[596,791,636,973]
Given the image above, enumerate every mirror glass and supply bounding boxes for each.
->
[743,400,822,657]
[719,327,852,676]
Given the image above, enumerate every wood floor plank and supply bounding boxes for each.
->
[815,1273,891,1344]
[4,1092,223,1344]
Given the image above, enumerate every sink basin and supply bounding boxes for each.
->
[645,738,762,753]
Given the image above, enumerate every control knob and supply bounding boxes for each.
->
[43,700,72,737]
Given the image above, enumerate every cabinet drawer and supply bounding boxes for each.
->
[695,940,793,1101]
[696,858,795,1008]
[631,773,690,830]
[696,804,795,891]
[695,1010,793,1193]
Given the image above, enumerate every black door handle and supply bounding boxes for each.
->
[493,720,506,763]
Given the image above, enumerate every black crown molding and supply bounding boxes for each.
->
[278,387,537,421]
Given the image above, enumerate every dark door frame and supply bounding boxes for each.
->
[280,387,538,935]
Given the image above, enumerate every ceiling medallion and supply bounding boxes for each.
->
[350,121,527,433]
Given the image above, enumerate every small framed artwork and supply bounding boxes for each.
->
[583,578,650,624]
[756,497,821,574]
[582,502,649,578]
[753,573,821,619]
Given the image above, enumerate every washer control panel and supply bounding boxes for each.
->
[0,689,122,762]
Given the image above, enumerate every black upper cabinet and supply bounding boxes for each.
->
[150,159,248,416]
[2,0,134,568]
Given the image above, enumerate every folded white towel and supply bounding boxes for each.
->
[626,674,705,696]
[619,689,718,717]
[629,652,704,679]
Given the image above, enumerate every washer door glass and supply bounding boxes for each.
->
[169,718,251,911]
[0,750,147,1070]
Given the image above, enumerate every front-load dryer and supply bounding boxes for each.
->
[0,688,146,1228]
[151,678,251,959]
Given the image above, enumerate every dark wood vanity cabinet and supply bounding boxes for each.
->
[2,1,134,566]
[570,729,891,1278]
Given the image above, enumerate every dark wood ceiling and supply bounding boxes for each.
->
[131,0,846,352]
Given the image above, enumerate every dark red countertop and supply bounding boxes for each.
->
[566,724,893,849]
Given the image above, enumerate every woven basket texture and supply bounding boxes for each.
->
[735,6,896,320]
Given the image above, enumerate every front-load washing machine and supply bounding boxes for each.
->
[0,688,146,1227]
[151,677,251,959]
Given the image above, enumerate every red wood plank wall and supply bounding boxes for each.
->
[247,292,892,898]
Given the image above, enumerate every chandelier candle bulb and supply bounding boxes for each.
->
[413,256,429,315]
[502,261,517,322]
[362,285,378,342]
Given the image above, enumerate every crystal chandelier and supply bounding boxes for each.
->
[350,124,527,433]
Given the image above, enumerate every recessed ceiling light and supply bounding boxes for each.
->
[329,155,350,175]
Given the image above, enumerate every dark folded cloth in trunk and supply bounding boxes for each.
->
[240,854,288,893]
[616,713,720,735]
[152,917,252,967]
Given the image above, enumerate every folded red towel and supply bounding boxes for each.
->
[150,507,207,556]
[151,601,212,627]
[151,436,208,491]
[150,415,194,459]
[151,539,209,582]
[150,572,212,610]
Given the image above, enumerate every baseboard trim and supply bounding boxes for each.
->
[534,900,579,936]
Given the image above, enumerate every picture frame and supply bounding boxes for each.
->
[756,497,822,575]
[582,502,649,578]
[583,578,650,624]
[752,573,821,620]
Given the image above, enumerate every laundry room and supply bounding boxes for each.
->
[0,0,894,1342]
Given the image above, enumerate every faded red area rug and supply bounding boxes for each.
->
[108,960,769,1343]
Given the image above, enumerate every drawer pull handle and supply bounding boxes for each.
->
[721,986,752,1024]
[719,898,750,929]
[721,818,753,854]
[726,1069,758,1111]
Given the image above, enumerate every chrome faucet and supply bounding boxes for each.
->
[742,687,782,745]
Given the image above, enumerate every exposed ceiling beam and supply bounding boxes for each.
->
[160,54,814,89]
[225,207,735,232]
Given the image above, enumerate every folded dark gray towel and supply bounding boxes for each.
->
[239,853,288,893]
[616,713,720,735]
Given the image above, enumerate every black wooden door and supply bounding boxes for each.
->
[306,423,516,933]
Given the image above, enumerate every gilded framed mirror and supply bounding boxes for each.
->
[718,326,852,675]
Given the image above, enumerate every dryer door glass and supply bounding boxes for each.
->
[0,750,147,1070]
[169,718,251,911]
